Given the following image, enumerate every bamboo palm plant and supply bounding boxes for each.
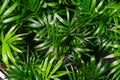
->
[1,0,120,80]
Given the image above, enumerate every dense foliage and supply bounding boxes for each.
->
[0,0,120,80]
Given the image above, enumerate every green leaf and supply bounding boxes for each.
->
[55,13,67,26]
[49,56,64,77]
[9,44,22,53]
[0,0,9,15]
[71,66,76,80]
[107,62,120,78]
[45,56,55,79]
[35,0,44,13]
[4,24,18,41]
[2,2,18,19]
[66,8,70,25]
[2,43,9,67]
[51,71,68,78]
[43,57,49,70]
[7,34,24,43]
[66,67,73,80]
[1,30,4,42]
[35,40,51,50]
[5,43,16,65]
[2,15,22,23]
[112,69,120,80]
[90,0,96,12]
[90,56,96,68]
[95,0,104,12]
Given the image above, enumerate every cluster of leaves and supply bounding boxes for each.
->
[66,56,108,80]
[1,0,120,80]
